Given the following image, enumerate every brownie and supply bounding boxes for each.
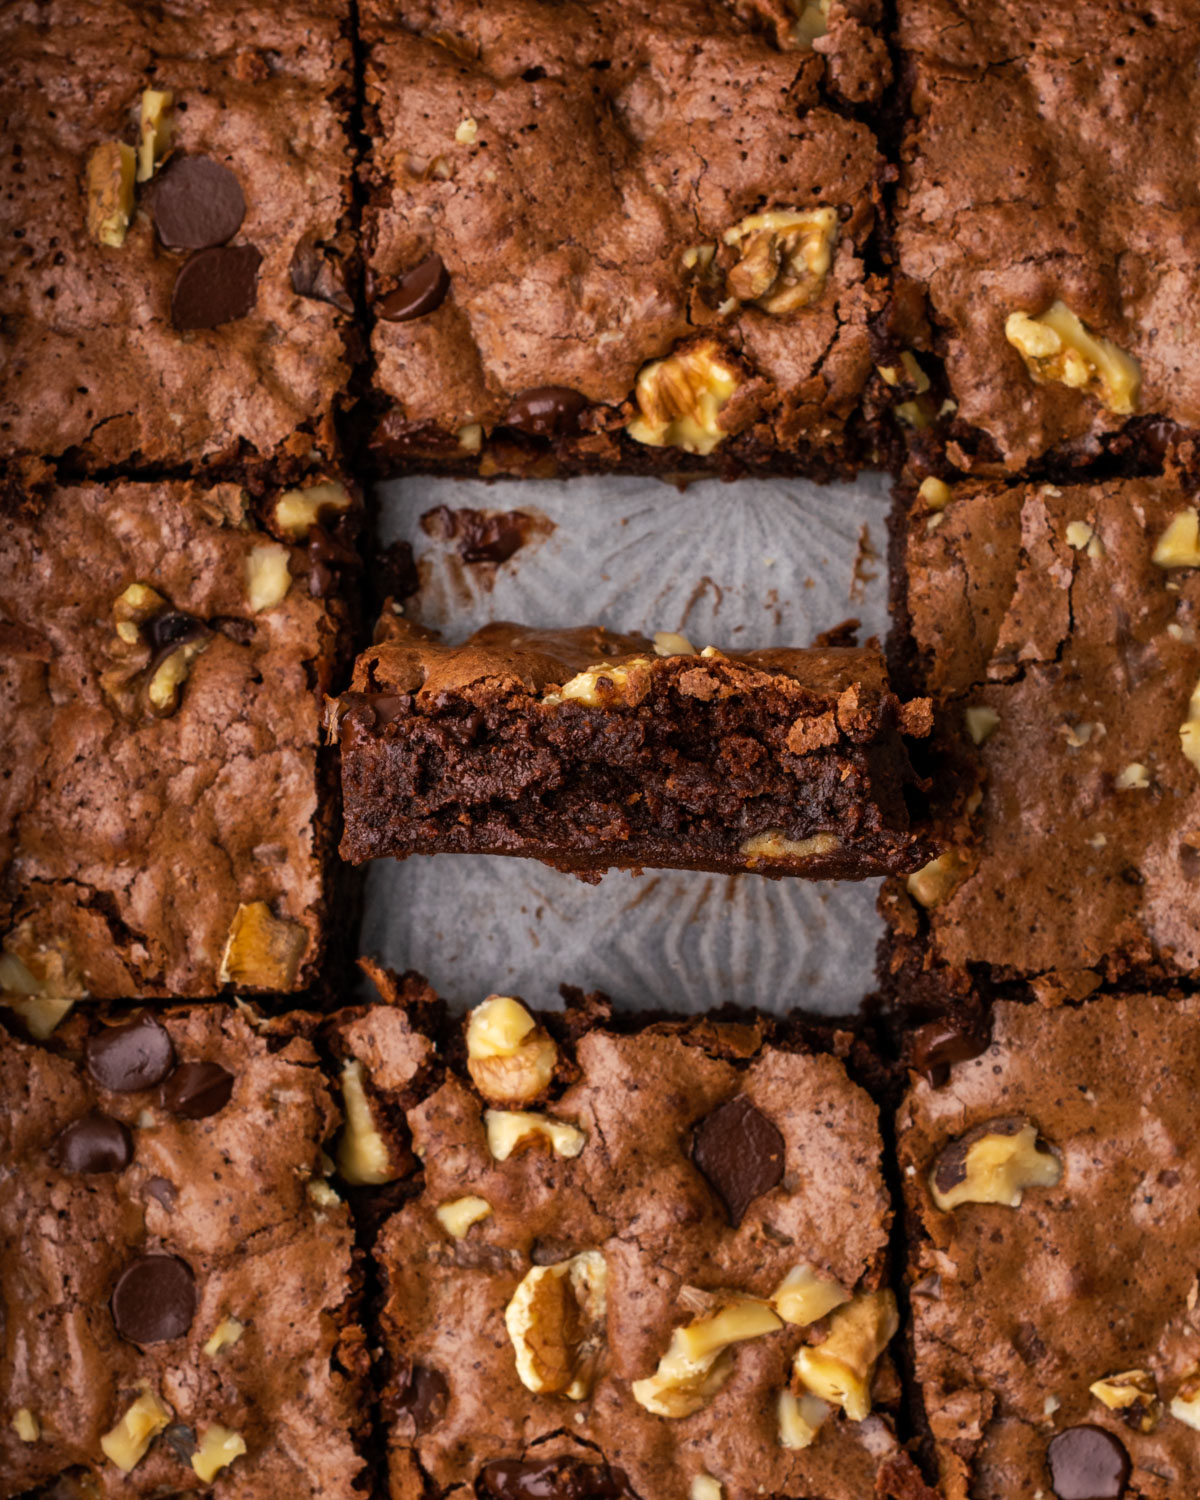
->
[893,1,1200,474]
[0,0,356,478]
[360,0,891,479]
[361,986,911,1500]
[0,475,356,1001]
[0,1004,368,1498]
[898,991,1200,1500]
[333,617,935,880]
[886,473,1200,989]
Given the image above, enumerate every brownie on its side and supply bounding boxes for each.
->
[893,1,1200,474]
[361,0,891,479]
[899,992,1200,1500]
[0,476,357,1002]
[333,617,935,880]
[0,0,355,478]
[884,474,1200,990]
[0,1005,368,1498]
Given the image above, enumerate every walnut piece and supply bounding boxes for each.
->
[690,1476,723,1500]
[1089,1369,1162,1434]
[485,1109,586,1161]
[191,1425,247,1483]
[218,901,308,990]
[466,996,558,1105]
[147,638,210,715]
[86,140,136,248]
[741,830,841,867]
[790,0,830,46]
[100,1386,172,1473]
[929,1118,1061,1211]
[1181,678,1200,773]
[203,1317,244,1358]
[1152,508,1200,569]
[771,1263,850,1326]
[965,705,1000,746]
[631,1297,782,1418]
[137,89,174,182]
[906,850,968,909]
[777,1388,830,1449]
[653,631,697,657]
[1005,302,1140,415]
[1171,1368,1200,1430]
[274,481,352,541]
[337,1058,399,1186]
[793,1290,898,1422]
[724,208,838,315]
[11,1408,39,1443]
[505,1251,608,1398]
[549,658,653,708]
[626,341,742,455]
[245,542,292,613]
[435,1195,492,1239]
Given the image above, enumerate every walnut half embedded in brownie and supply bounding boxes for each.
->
[333,618,935,880]
[0,1005,368,1499]
[360,0,891,478]
[0,475,358,1002]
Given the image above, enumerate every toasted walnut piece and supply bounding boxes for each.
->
[550,658,653,708]
[113,582,168,644]
[455,116,478,144]
[777,1389,830,1449]
[793,1290,898,1422]
[274,481,352,541]
[203,1317,244,1358]
[1171,1369,1200,1429]
[86,140,136,247]
[218,901,308,990]
[12,1409,39,1443]
[1153,509,1200,569]
[458,423,483,453]
[654,631,697,657]
[466,996,558,1106]
[632,1297,782,1418]
[724,208,838,315]
[771,1264,850,1327]
[436,1195,492,1239]
[626,341,742,455]
[0,966,76,1039]
[1090,1370,1162,1433]
[337,1058,398,1186]
[485,1109,587,1162]
[191,1425,247,1483]
[137,89,174,182]
[918,477,952,511]
[741,830,841,867]
[146,637,211,715]
[1005,302,1141,415]
[1180,679,1200,773]
[100,1387,172,1473]
[682,243,716,273]
[964,705,1001,746]
[790,0,830,46]
[929,1118,1061,1211]
[505,1251,608,1398]
[906,850,968,909]
[245,542,292,613]
[307,1178,340,1212]
[1115,761,1152,790]
[690,1476,723,1500]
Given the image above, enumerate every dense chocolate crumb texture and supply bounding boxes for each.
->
[0,0,356,476]
[885,473,1200,990]
[893,0,1200,475]
[0,475,358,1005]
[0,1004,367,1498]
[347,979,908,1500]
[361,0,896,478]
[899,991,1200,1500]
[333,615,936,880]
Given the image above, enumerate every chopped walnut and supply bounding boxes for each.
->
[929,1118,1061,1211]
[632,1297,782,1418]
[792,1290,898,1422]
[1005,302,1140,415]
[724,208,838,315]
[505,1251,608,1398]
[86,141,136,248]
[466,995,558,1106]
[626,341,742,455]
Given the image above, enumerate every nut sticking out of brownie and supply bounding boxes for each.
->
[333,617,935,880]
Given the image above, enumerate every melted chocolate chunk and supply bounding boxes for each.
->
[53,1110,134,1174]
[479,1458,633,1500]
[145,609,209,658]
[145,1176,178,1212]
[153,155,246,250]
[111,1254,196,1344]
[377,253,450,321]
[388,1362,449,1434]
[162,1423,198,1464]
[86,1015,174,1093]
[421,504,534,566]
[504,386,587,438]
[691,1094,785,1227]
[171,244,262,331]
[161,1061,235,1119]
[1046,1424,1131,1500]
[910,1016,988,1087]
[290,230,354,314]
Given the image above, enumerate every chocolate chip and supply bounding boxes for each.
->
[387,1362,448,1434]
[910,1016,988,1087]
[171,244,262,331]
[504,386,587,438]
[111,1253,196,1344]
[290,230,354,314]
[86,1016,174,1093]
[161,1061,234,1119]
[144,609,208,657]
[53,1110,134,1173]
[376,253,450,322]
[144,1176,177,1212]
[691,1094,785,1227]
[479,1458,634,1500]
[153,155,246,250]
[1047,1425,1131,1499]
[162,1423,197,1464]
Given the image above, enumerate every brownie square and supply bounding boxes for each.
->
[363,987,911,1500]
[898,991,1200,1500]
[894,1,1200,473]
[361,0,889,478]
[0,476,356,1000]
[888,474,1200,986]
[334,617,935,880]
[0,1005,368,1498]
[0,1,356,477]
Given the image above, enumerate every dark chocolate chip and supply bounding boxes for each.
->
[388,1362,448,1434]
[144,609,208,657]
[161,1061,234,1119]
[145,1176,177,1212]
[930,1115,1026,1197]
[691,1094,785,1227]
[290,230,354,314]
[171,244,262,331]
[153,155,246,250]
[111,1253,196,1344]
[86,1015,174,1093]
[910,1017,988,1087]
[504,386,587,438]
[479,1458,634,1500]
[1047,1424,1131,1499]
[162,1423,197,1464]
[53,1110,134,1174]
[376,253,450,322]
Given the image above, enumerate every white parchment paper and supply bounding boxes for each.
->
[360,472,895,1015]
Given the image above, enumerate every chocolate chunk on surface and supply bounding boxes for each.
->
[111,1254,196,1344]
[504,387,588,438]
[376,252,450,322]
[290,230,355,313]
[479,1457,634,1499]
[153,154,246,249]
[86,1016,174,1093]
[691,1095,785,1227]
[1047,1426,1131,1500]
[171,243,262,330]
[160,1060,235,1118]
[53,1111,134,1174]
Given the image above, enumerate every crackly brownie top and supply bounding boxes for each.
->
[901,474,1200,982]
[896,0,1200,470]
[899,992,1200,1500]
[0,0,354,472]
[362,0,886,463]
[0,478,352,999]
[0,1006,365,1498]
[365,994,902,1500]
